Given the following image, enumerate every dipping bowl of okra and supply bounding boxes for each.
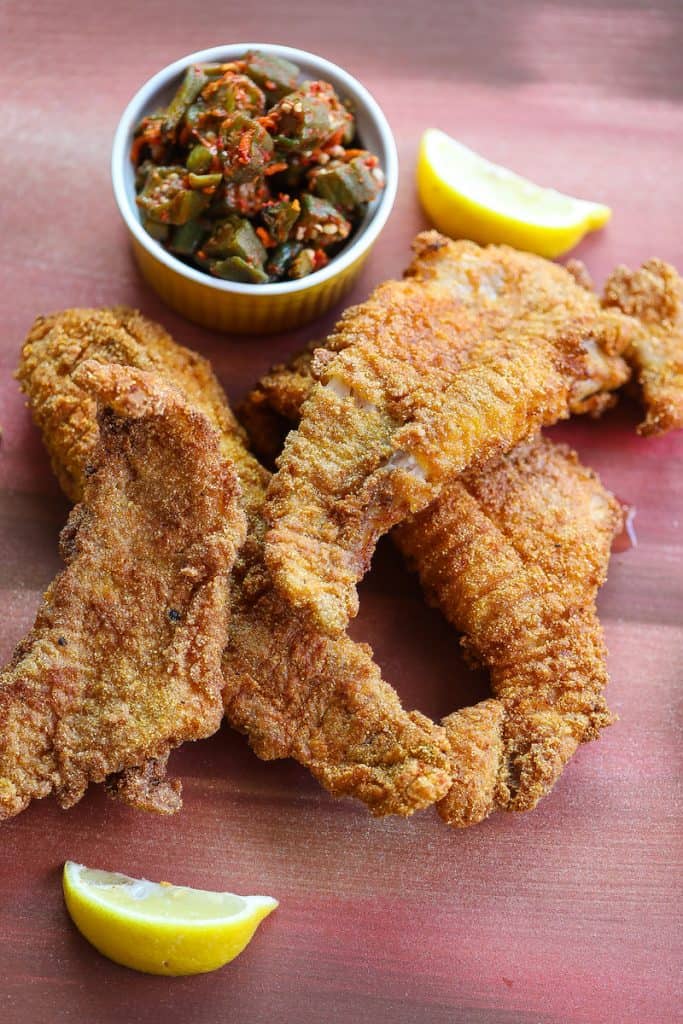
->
[112,44,398,333]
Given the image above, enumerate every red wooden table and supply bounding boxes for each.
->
[0,3,681,1022]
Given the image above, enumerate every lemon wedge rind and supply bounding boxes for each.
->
[63,861,277,976]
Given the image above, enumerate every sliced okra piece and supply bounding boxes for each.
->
[141,217,170,242]
[262,198,301,243]
[310,153,384,212]
[241,51,300,103]
[184,103,227,145]
[265,240,302,278]
[196,62,236,77]
[271,81,353,153]
[188,172,223,190]
[218,178,271,217]
[186,144,214,173]
[295,193,351,246]
[164,65,210,134]
[288,247,318,279]
[202,72,265,117]
[211,256,269,283]
[219,114,274,183]
[136,166,210,225]
[169,220,206,255]
[214,178,270,218]
[203,215,268,266]
[135,159,156,192]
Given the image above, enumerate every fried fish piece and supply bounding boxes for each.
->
[262,232,634,634]
[602,258,683,435]
[0,362,245,821]
[16,306,268,508]
[238,343,622,825]
[394,436,622,826]
[224,573,451,814]
[18,310,452,817]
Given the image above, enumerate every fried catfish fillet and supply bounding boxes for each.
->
[16,306,268,506]
[394,437,622,826]
[238,344,623,825]
[0,362,246,821]
[262,232,634,634]
[602,259,683,435]
[18,310,452,817]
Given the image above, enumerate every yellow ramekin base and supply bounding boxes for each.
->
[132,238,370,334]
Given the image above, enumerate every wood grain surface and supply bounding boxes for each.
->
[0,2,681,1022]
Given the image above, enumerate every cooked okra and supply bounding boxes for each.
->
[131,50,385,284]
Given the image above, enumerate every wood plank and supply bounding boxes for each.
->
[0,2,680,1022]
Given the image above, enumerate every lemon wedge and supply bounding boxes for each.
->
[62,861,277,975]
[417,128,611,258]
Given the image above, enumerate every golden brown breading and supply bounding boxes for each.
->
[395,437,622,826]
[238,345,623,824]
[602,259,683,435]
[17,306,269,510]
[237,353,317,467]
[238,323,625,466]
[106,754,182,815]
[0,363,246,821]
[263,232,635,634]
[17,311,452,817]
[224,586,451,814]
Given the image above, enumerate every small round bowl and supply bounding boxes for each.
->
[112,44,398,334]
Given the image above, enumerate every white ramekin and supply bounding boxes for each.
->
[112,44,398,333]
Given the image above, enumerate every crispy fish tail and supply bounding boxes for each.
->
[223,590,451,816]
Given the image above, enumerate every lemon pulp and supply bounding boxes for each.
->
[417,128,611,258]
[63,861,277,975]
